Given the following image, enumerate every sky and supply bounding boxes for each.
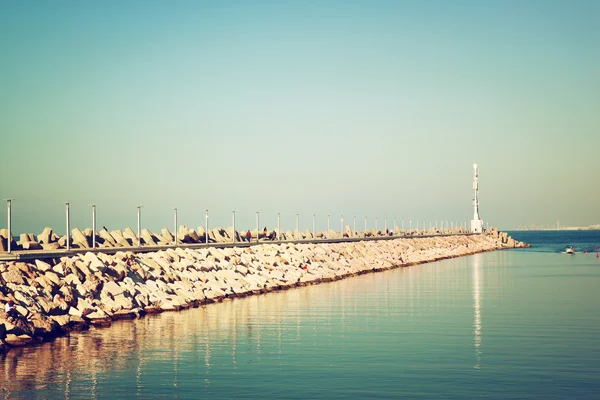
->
[1,0,599,235]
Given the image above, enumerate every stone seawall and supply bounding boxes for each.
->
[0,232,526,351]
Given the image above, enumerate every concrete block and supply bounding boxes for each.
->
[21,241,43,250]
[72,228,90,248]
[38,227,54,244]
[99,229,117,246]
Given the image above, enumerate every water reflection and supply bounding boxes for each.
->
[1,281,342,396]
[473,253,482,370]
[1,254,508,397]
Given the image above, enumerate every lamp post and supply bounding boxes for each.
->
[5,199,12,253]
[137,206,142,247]
[232,210,236,243]
[174,208,178,246]
[364,216,367,237]
[277,212,280,241]
[66,202,71,251]
[205,209,209,244]
[256,211,260,243]
[91,204,96,249]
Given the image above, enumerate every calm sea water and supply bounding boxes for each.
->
[2,231,600,399]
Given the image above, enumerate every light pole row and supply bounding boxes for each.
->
[2,199,474,254]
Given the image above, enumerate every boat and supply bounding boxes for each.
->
[566,246,575,255]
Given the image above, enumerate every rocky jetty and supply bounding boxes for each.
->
[0,230,527,351]
[0,224,482,252]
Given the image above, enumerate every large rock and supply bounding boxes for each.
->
[141,229,156,246]
[122,228,137,246]
[42,242,60,250]
[38,227,54,244]
[21,241,42,250]
[161,228,174,243]
[110,230,131,247]
[18,234,29,244]
[82,252,107,273]
[177,226,192,243]
[188,229,200,243]
[226,227,241,242]
[102,281,124,297]
[34,260,52,272]
[5,334,33,346]
[197,226,207,242]
[98,229,117,247]
[71,228,90,248]
[2,264,25,285]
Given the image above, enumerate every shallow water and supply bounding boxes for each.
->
[2,232,600,399]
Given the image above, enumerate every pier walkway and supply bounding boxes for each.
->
[0,233,472,262]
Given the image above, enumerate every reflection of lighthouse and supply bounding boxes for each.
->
[473,254,482,369]
[471,164,483,233]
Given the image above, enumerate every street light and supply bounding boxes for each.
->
[91,204,96,249]
[65,202,71,251]
[232,210,236,243]
[5,199,13,253]
[137,206,143,247]
[205,209,209,244]
[174,208,178,246]
[256,211,260,243]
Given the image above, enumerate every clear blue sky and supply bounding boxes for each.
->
[1,0,599,235]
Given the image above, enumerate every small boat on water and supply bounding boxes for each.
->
[566,246,575,255]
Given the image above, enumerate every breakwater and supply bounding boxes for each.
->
[0,230,527,351]
[1,223,476,254]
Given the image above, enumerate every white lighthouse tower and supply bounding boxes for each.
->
[471,164,483,233]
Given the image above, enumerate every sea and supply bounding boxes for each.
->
[2,230,600,399]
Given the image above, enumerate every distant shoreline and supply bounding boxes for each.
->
[510,227,600,231]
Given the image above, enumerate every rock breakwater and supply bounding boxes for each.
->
[0,231,527,351]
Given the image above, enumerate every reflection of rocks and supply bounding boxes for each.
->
[0,232,527,352]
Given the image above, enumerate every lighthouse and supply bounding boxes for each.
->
[471,164,483,233]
